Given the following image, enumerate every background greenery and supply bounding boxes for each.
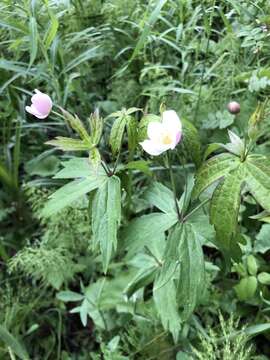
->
[1,0,270,359]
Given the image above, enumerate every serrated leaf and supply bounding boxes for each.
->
[54,158,105,179]
[89,147,101,170]
[246,156,270,212]
[109,115,127,155]
[192,153,240,199]
[210,166,245,252]
[62,110,92,143]
[180,118,201,168]
[254,224,270,253]
[42,175,107,217]
[46,137,92,151]
[89,110,103,145]
[123,213,177,258]
[153,269,181,343]
[92,176,121,272]
[144,182,176,214]
[177,223,205,320]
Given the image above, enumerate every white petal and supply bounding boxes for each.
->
[140,140,167,156]
[162,110,182,132]
[147,121,163,142]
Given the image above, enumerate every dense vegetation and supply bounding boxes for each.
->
[1,0,270,359]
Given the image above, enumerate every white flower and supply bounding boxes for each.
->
[140,110,182,156]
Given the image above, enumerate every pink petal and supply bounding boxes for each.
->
[162,110,182,133]
[31,93,52,115]
[25,105,48,119]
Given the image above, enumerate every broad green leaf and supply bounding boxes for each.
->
[123,213,177,258]
[54,158,104,179]
[210,166,245,251]
[28,17,38,68]
[180,118,201,168]
[46,137,92,151]
[192,153,240,199]
[258,272,270,285]
[42,175,106,217]
[92,176,121,272]
[109,115,127,155]
[177,223,205,320]
[0,325,29,360]
[254,224,270,254]
[234,276,257,301]
[144,182,176,214]
[57,291,84,302]
[153,269,181,343]
[124,266,157,298]
[246,156,270,212]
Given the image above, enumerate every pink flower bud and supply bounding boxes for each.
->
[227,101,240,114]
[25,89,52,119]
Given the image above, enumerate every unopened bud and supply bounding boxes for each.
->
[227,101,240,114]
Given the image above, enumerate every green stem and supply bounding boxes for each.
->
[165,153,181,222]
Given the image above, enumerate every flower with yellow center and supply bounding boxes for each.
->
[140,110,182,156]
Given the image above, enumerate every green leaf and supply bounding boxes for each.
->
[144,182,176,214]
[254,224,270,253]
[88,110,103,145]
[123,160,152,176]
[0,325,29,360]
[44,10,59,49]
[57,291,84,302]
[126,116,138,153]
[130,0,168,62]
[28,17,38,68]
[46,137,92,151]
[202,110,234,130]
[92,176,121,272]
[123,213,177,258]
[234,276,257,301]
[54,158,104,179]
[210,166,245,252]
[258,272,270,285]
[177,223,205,320]
[109,115,127,155]
[62,110,92,143]
[246,156,270,212]
[42,175,107,217]
[192,153,240,199]
[245,323,270,336]
[124,266,157,298]
[180,118,201,168]
[89,148,101,170]
[25,154,60,177]
[153,269,181,343]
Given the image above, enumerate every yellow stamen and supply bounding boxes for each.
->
[162,134,172,144]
